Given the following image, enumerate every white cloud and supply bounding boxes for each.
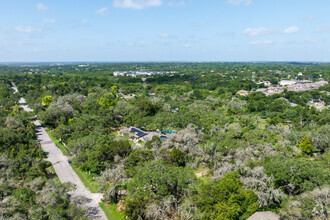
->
[95,7,108,16]
[43,19,56,23]
[114,0,162,9]
[15,25,36,33]
[243,27,268,36]
[37,3,48,11]
[250,40,274,45]
[283,26,299,34]
[316,26,330,33]
[183,43,191,48]
[158,33,169,38]
[227,0,252,6]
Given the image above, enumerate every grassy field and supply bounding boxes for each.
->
[99,202,126,220]
[45,129,71,156]
[70,165,100,193]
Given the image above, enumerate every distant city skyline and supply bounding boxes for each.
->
[0,0,329,62]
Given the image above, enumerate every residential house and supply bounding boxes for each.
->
[119,126,170,142]
[247,211,281,220]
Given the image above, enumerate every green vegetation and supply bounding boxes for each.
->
[298,135,312,154]
[194,172,258,220]
[41,95,54,107]
[99,202,126,220]
[45,129,71,156]
[1,62,329,220]
[264,157,329,196]
[71,164,100,193]
[46,129,100,193]
[0,81,87,219]
[98,86,118,109]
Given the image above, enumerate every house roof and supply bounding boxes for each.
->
[130,127,147,138]
[247,211,281,220]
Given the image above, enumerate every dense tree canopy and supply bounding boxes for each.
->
[0,81,87,219]
[1,62,329,219]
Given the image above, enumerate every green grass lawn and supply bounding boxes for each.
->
[70,165,100,193]
[45,129,71,156]
[99,202,126,220]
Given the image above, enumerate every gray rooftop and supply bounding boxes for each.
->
[247,211,281,220]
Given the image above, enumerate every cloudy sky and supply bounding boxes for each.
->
[0,0,329,62]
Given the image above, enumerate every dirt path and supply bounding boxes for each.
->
[12,84,107,220]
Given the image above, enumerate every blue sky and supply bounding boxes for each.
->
[0,0,329,62]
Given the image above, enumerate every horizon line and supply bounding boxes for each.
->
[1,60,330,64]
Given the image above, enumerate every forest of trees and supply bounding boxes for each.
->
[0,80,87,219]
[0,62,329,219]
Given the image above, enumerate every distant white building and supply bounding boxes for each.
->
[113,71,177,77]
[263,81,272,86]
[257,81,272,87]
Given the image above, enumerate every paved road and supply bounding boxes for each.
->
[12,84,107,220]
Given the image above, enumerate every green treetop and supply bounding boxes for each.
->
[97,86,118,109]
[298,135,312,154]
[41,95,54,107]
